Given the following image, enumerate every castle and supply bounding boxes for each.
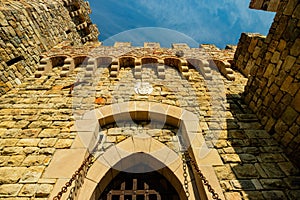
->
[0,0,299,199]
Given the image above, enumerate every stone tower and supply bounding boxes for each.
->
[0,0,299,200]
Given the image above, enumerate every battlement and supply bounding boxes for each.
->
[0,1,299,200]
[33,41,237,82]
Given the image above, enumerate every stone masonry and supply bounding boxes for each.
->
[250,0,281,11]
[0,0,299,199]
[235,0,300,169]
[0,0,99,95]
[0,42,299,199]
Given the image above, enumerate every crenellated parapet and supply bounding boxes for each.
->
[35,42,237,82]
[62,0,99,44]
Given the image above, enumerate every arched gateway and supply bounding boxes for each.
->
[45,102,224,200]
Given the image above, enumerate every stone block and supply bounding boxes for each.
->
[20,166,45,184]
[7,155,26,166]
[230,180,256,190]
[283,0,298,15]
[274,121,288,136]
[17,139,41,147]
[263,63,275,77]
[221,154,241,163]
[281,131,294,146]
[260,163,285,178]
[239,154,257,163]
[19,184,38,197]
[43,149,88,179]
[290,38,300,56]
[110,71,118,77]
[284,176,300,189]
[262,190,287,200]
[54,139,73,149]
[287,190,300,200]
[214,165,236,180]
[38,129,60,138]
[224,192,242,200]
[271,51,281,63]
[292,89,300,112]
[0,139,19,147]
[268,0,280,11]
[282,106,298,125]
[260,179,286,190]
[0,167,27,184]
[38,138,57,148]
[0,184,22,197]
[36,184,53,197]
[74,119,99,132]
[258,153,286,163]
[21,155,47,166]
[231,164,260,178]
[241,191,265,200]
[282,56,296,72]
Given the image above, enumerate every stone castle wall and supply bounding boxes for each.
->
[0,0,99,95]
[235,0,300,166]
[250,0,281,11]
[234,33,266,77]
[1,42,299,199]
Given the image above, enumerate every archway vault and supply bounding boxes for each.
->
[82,137,189,200]
[45,101,225,200]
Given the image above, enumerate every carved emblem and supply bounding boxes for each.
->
[134,82,153,95]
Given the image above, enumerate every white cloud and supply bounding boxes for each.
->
[90,0,275,47]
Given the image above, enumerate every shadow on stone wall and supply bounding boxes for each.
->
[216,93,300,199]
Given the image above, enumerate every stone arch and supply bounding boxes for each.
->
[164,57,181,70]
[80,137,189,200]
[95,56,113,68]
[35,55,68,77]
[50,55,67,68]
[47,102,224,199]
[73,55,91,67]
[77,101,214,154]
[141,57,159,65]
[119,56,135,68]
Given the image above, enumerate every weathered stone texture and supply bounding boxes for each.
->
[234,33,266,77]
[0,0,299,199]
[250,0,281,12]
[0,0,99,95]
[234,0,300,168]
[0,42,297,199]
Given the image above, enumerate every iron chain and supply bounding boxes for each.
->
[182,152,190,198]
[53,150,221,200]
[53,154,95,200]
[184,151,221,200]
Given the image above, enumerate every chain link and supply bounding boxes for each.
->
[53,149,221,200]
[53,154,95,200]
[184,151,221,200]
[182,152,190,198]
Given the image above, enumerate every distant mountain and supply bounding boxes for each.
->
[89,0,275,48]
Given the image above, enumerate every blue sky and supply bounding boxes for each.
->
[89,0,275,48]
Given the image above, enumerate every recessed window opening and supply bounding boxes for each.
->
[6,56,24,66]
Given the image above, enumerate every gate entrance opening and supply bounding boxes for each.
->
[99,170,180,200]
